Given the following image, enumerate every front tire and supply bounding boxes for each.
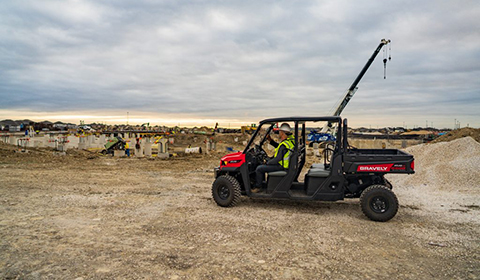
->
[212,175,242,207]
[360,185,398,222]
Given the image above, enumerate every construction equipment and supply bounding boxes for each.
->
[241,124,257,135]
[307,130,336,145]
[101,136,126,155]
[141,123,150,130]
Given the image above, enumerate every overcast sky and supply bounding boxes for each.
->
[0,0,479,128]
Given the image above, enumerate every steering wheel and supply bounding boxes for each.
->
[253,144,268,164]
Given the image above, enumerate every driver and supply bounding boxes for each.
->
[252,123,295,193]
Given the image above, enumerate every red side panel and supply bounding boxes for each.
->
[220,152,245,168]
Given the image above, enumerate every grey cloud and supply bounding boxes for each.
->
[0,0,479,127]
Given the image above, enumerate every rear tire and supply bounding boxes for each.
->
[212,175,242,207]
[360,185,398,222]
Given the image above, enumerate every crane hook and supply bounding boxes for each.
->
[383,58,387,79]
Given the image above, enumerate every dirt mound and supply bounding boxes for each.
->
[0,141,100,163]
[402,130,432,135]
[431,127,480,143]
[387,137,480,191]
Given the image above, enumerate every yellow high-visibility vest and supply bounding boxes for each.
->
[273,135,295,169]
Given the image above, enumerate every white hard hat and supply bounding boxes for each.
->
[279,123,291,133]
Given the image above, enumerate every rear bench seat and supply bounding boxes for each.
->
[308,163,330,178]
[305,164,330,195]
[307,168,330,178]
[268,171,287,177]
[311,163,325,169]
[268,166,329,178]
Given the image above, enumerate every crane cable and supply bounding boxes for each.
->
[389,41,392,61]
[383,41,392,79]
[383,44,387,79]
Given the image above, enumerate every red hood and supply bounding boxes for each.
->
[220,152,245,168]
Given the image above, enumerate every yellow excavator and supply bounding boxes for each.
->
[241,124,257,134]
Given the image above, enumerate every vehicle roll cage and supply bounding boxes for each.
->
[243,116,344,155]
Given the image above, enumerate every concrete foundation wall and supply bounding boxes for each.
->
[144,142,152,157]
[348,138,423,149]
[0,133,424,151]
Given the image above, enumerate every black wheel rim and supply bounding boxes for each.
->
[370,196,389,213]
[219,185,230,200]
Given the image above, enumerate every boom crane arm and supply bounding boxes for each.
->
[321,39,391,134]
[333,39,391,116]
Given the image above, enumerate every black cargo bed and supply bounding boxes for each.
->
[343,148,414,174]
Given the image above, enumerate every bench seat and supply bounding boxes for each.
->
[268,171,287,177]
[311,163,325,169]
[307,169,330,178]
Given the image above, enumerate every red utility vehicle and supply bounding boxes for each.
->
[212,118,414,222]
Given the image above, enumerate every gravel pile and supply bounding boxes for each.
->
[388,136,480,191]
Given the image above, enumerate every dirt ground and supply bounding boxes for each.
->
[0,139,479,279]
[431,128,480,144]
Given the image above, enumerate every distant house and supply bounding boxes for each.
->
[34,121,54,131]
[51,121,76,129]
[0,119,16,129]
[53,121,67,129]
[0,119,18,131]
[52,121,77,130]
[9,125,21,132]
